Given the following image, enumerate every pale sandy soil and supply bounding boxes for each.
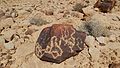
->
[0,0,120,68]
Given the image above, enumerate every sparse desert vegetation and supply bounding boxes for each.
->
[0,0,120,68]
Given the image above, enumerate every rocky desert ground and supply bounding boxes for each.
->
[0,0,120,68]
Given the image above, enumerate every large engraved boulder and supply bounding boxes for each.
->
[35,24,86,63]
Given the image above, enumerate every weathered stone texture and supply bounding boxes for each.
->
[35,24,86,63]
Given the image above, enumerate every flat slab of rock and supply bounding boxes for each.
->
[35,24,86,63]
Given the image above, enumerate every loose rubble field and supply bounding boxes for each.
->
[0,0,120,68]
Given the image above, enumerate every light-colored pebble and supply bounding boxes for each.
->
[0,36,5,45]
[85,36,96,47]
[1,30,16,41]
[89,47,100,61]
[4,41,15,50]
[109,35,116,42]
[96,36,108,45]
[9,50,16,54]
[82,6,95,16]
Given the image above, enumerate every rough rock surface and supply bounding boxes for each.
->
[0,0,120,68]
[109,63,120,68]
[94,0,116,13]
[35,24,86,63]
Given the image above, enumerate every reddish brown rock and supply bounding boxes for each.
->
[109,63,120,68]
[94,0,116,13]
[35,24,86,63]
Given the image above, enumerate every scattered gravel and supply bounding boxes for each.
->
[0,0,120,68]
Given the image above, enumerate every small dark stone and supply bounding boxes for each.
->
[109,63,120,68]
[35,24,86,63]
[45,10,54,15]
[25,29,34,35]
[94,0,116,13]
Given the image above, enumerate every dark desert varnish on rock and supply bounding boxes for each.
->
[94,0,116,13]
[35,24,86,63]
